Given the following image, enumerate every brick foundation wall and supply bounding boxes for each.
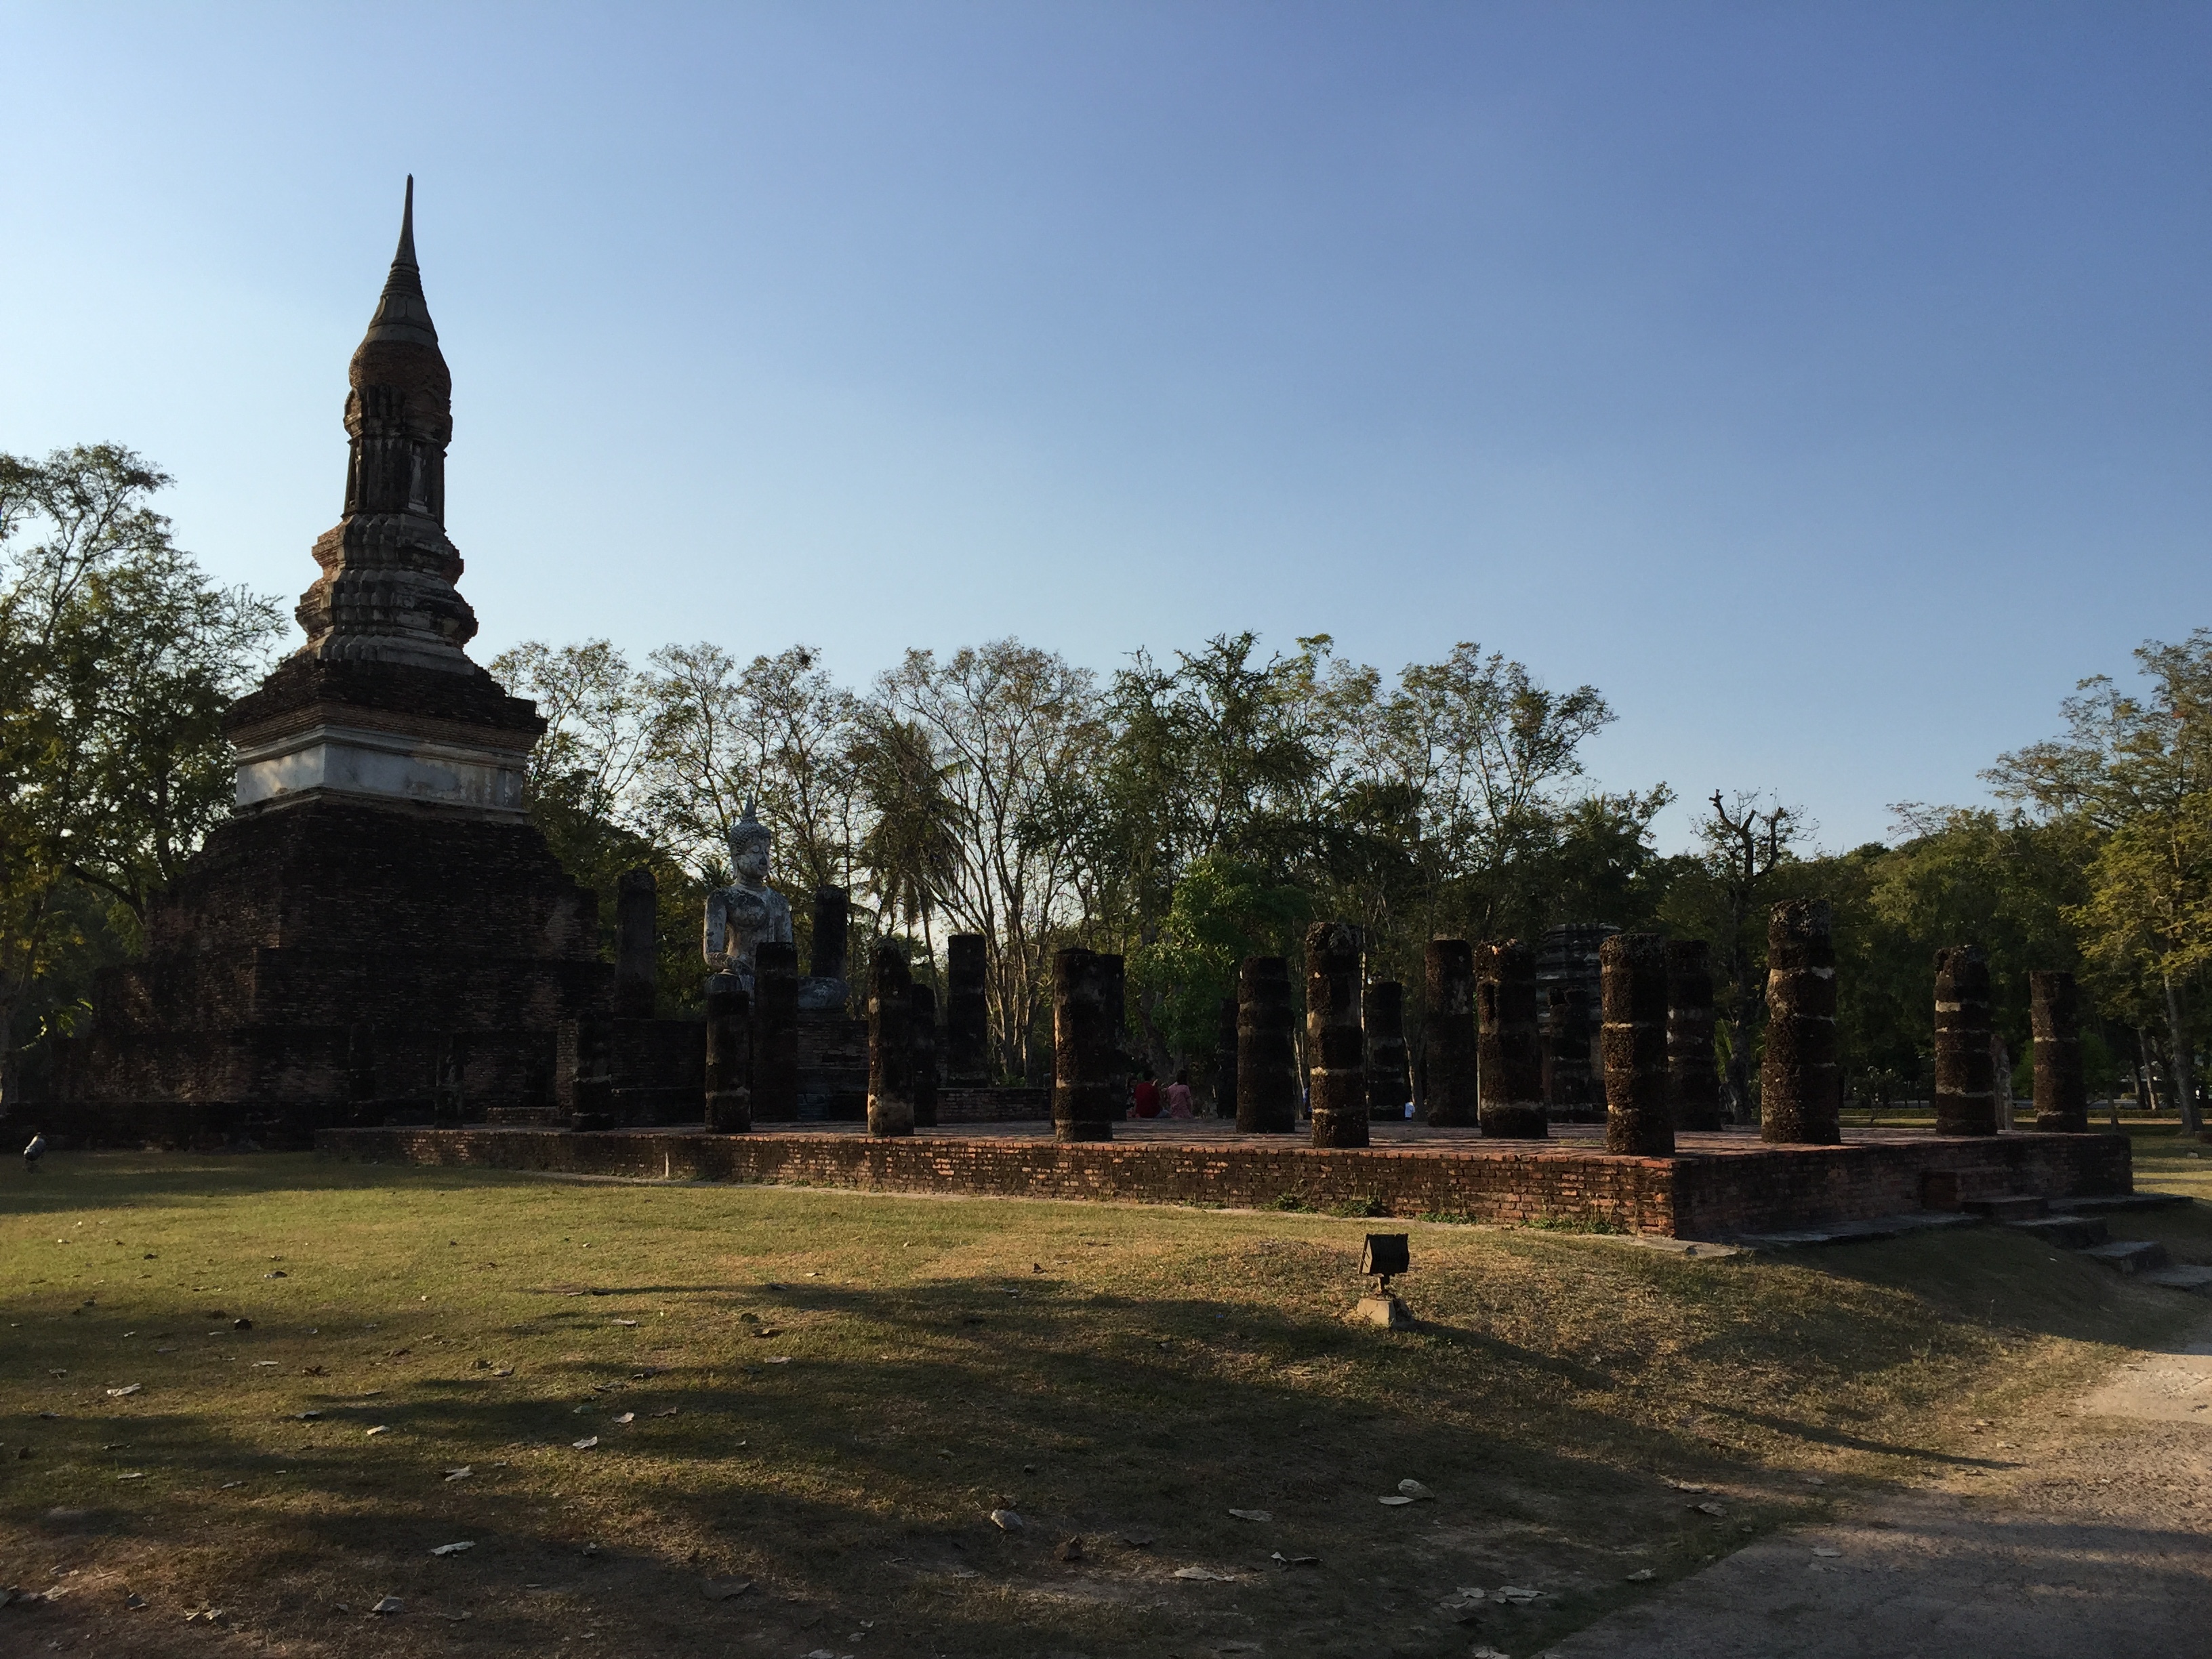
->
[314,1125,2133,1237]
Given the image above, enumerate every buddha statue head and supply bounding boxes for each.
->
[726,800,773,888]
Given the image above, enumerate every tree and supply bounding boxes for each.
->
[851,713,970,975]
[0,445,279,1109]
[874,640,1103,1082]
[1991,634,2212,1133]
[1662,791,1806,1120]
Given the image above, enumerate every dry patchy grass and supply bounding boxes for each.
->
[0,1152,2201,1658]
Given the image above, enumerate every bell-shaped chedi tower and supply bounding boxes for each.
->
[56,183,611,1143]
[228,176,536,813]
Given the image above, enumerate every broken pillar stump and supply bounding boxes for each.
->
[1365,979,1410,1120]
[1761,899,1842,1145]
[704,974,752,1132]
[866,947,915,1137]
[1601,933,1674,1155]
[2030,969,2089,1133]
[1476,941,1548,1139]
[909,981,939,1129]
[1213,994,1240,1119]
[1052,947,1115,1142]
[1306,922,1369,1149]
[752,941,801,1121]
[1235,956,1298,1134]
[1666,937,1723,1132]
[945,933,989,1087]
[1424,940,1477,1128]
[1934,945,1998,1136]
[615,866,657,1021]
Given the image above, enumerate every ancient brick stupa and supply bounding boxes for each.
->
[57,182,610,1143]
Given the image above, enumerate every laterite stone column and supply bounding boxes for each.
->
[1212,995,1240,1118]
[752,941,800,1120]
[1601,933,1674,1155]
[1475,941,1548,1139]
[945,934,989,1086]
[614,866,657,1019]
[2030,970,2089,1133]
[1052,947,1116,1142]
[703,977,751,1132]
[1235,956,1298,1133]
[1761,900,1841,1145]
[1424,940,1477,1128]
[1934,945,1998,1136]
[1365,980,1410,1120]
[1666,939,1723,1131]
[909,982,939,1128]
[1306,922,1369,1148]
[866,947,914,1136]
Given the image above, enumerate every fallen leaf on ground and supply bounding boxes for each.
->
[1626,1568,1656,1581]
[1693,1501,1725,1517]
[612,1318,640,1327]
[365,1426,391,1437]
[572,1436,600,1450]
[1396,1479,1433,1499]
[1172,1566,1235,1582]
[117,1471,145,1481]
[1664,1479,1708,1492]
[1496,1586,1542,1603]
[653,1407,679,1418]
[294,1410,323,1420]
[371,1596,403,1615]
[614,1412,635,1425]
[1379,1495,1414,1506]
[988,1509,1023,1530]
[105,1385,142,1398]
[1811,1547,1842,1558]
[1227,1508,1273,1522]
[1269,1552,1320,1568]
[1471,1648,1511,1658]
[766,1355,792,1364]
[1057,1538,1084,1562]
[443,1467,472,1482]
[428,1542,474,1557]
[492,1368,514,1377]
[703,1578,754,1600]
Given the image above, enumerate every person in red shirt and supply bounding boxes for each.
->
[1130,1072,1162,1118]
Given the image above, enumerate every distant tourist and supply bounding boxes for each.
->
[1165,1069,1194,1118]
[1130,1073,1162,1118]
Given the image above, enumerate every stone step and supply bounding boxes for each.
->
[2081,1238,2171,1275]
[2006,1214,2110,1249]
[2051,1192,2198,1216]
[2138,1264,2212,1294]
[1965,1194,2049,1221]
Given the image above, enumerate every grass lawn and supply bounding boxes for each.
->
[1,1148,2207,1658]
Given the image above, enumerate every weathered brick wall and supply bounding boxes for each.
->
[1670,1132,2132,1234]
[318,1125,2133,1240]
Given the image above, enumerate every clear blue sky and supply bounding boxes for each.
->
[4,3,2206,851]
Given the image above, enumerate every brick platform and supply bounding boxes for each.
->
[314,1120,2132,1240]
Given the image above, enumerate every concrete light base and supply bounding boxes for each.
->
[1356,1294,1414,1329]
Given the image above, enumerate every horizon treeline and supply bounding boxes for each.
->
[5,447,2208,1127]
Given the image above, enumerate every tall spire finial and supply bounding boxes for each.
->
[359,176,437,350]
[394,174,417,270]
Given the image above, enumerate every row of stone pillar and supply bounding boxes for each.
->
[1195,904,2096,1151]
[706,942,944,1134]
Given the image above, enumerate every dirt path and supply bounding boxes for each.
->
[1542,1315,2212,1659]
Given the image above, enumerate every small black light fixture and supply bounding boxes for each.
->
[1357,1232,1412,1328]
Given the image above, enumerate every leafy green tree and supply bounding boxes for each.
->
[851,714,970,977]
[1992,634,2212,1132]
[0,445,279,1109]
